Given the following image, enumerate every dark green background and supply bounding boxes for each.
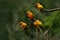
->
[0,0,60,40]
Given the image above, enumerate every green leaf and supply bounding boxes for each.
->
[43,11,60,28]
[51,12,60,33]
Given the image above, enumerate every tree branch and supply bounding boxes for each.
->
[42,8,60,12]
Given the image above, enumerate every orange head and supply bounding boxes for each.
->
[26,11,33,19]
[33,21,38,26]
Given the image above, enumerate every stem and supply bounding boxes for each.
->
[43,8,60,12]
[33,8,60,17]
[7,23,13,40]
[33,10,40,17]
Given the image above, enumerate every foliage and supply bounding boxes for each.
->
[0,0,60,40]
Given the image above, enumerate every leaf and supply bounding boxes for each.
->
[43,11,60,28]
[51,12,60,33]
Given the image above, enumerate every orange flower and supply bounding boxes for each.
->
[33,20,43,26]
[35,3,43,9]
[33,21,38,26]
[20,21,27,29]
[26,11,33,19]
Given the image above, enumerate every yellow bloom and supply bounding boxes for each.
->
[33,20,43,26]
[35,3,43,9]
[20,21,27,29]
[35,20,43,26]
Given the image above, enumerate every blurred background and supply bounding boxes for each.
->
[0,0,60,40]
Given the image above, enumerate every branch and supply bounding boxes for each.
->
[7,23,12,40]
[7,23,16,40]
[33,8,60,17]
[42,8,60,12]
